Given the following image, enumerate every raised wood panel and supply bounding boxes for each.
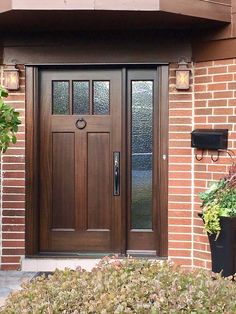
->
[52,231,110,251]
[52,132,75,230]
[87,133,111,230]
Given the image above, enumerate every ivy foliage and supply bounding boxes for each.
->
[0,86,21,153]
[1,257,236,313]
[199,166,236,236]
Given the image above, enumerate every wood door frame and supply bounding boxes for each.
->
[25,64,168,257]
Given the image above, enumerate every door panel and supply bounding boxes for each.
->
[39,69,122,253]
[87,132,111,230]
[52,132,75,230]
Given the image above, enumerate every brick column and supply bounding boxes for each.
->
[0,65,26,270]
[168,63,194,267]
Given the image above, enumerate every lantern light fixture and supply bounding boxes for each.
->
[176,58,191,90]
[4,64,20,91]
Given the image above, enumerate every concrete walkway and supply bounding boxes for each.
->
[0,271,36,308]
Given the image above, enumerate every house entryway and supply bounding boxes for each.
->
[26,65,168,258]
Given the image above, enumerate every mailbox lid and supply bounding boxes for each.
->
[191,129,228,150]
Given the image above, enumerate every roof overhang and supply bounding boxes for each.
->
[0,0,231,31]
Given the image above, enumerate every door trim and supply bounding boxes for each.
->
[25,64,168,257]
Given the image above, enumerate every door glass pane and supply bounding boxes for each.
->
[93,81,110,115]
[131,81,153,229]
[52,81,69,115]
[73,81,89,114]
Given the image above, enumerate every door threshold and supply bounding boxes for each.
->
[30,252,124,258]
[27,251,167,259]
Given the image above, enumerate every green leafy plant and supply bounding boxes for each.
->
[0,86,21,153]
[1,257,236,313]
[199,165,236,236]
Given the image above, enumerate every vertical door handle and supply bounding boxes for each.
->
[113,152,120,196]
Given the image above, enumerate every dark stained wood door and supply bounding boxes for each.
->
[39,69,123,253]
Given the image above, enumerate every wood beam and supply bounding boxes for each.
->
[192,38,236,61]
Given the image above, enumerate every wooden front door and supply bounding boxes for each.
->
[39,69,123,253]
[26,65,168,257]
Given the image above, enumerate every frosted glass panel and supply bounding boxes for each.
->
[93,81,110,115]
[52,81,69,115]
[131,81,153,229]
[73,81,89,114]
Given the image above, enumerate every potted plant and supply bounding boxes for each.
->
[199,164,236,277]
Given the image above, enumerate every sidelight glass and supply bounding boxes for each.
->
[93,81,110,114]
[131,81,153,229]
[73,81,90,114]
[52,81,70,114]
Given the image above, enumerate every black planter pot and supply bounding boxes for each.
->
[199,214,236,277]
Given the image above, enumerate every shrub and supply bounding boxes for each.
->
[1,257,236,313]
[0,86,21,153]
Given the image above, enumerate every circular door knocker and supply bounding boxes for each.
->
[76,118,87,130]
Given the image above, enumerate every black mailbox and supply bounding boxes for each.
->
[191,129,228,150]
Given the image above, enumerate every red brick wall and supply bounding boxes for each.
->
[0,60,235,270]
[193,59,236,269]
[168,59,236,268]
[0,65,25,270]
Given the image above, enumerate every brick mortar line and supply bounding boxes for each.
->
[2,147,26,150]
[3,194,25,195]
[1,263,20,265]
[2,170,25,172]
[169,231,193,234]
[5,101,25,104]
[2,215,25,218]
[170,257,192,259]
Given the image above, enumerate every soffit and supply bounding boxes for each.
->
[0,0,231,32]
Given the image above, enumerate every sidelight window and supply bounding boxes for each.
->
[131,80,153,229]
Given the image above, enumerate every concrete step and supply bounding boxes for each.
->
[21,258,101,272]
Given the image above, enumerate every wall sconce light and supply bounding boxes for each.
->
[4,65,20,91]
[176,59,191,90]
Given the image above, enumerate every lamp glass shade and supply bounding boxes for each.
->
[176,69,190,90]
[4,69,20,91]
